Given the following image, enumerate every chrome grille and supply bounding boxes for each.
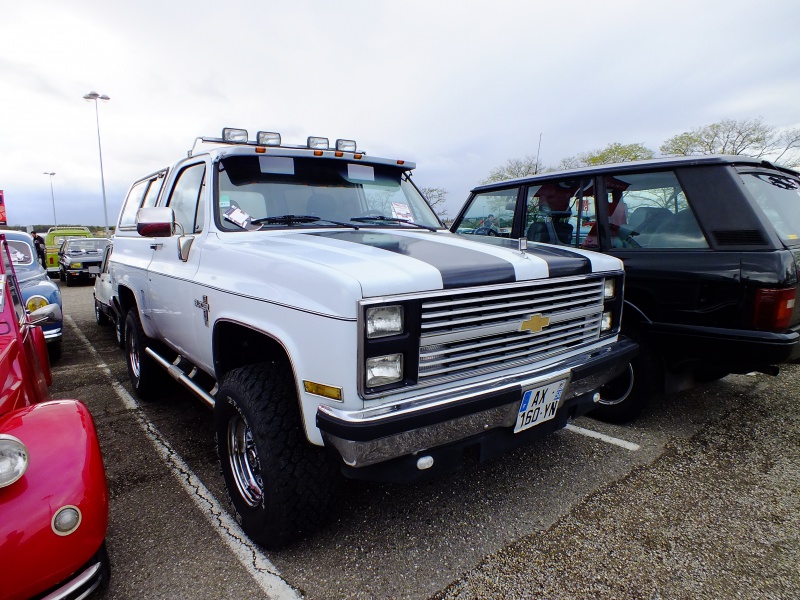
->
[418,277,605,383]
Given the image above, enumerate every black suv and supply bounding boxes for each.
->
[451,155,800,422]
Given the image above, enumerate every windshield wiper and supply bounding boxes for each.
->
[250,215,360,230]
[350,215,437,232]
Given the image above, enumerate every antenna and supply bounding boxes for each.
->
[535,133,543,174]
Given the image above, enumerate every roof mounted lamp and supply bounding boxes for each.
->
[223,128,249,143]
[257,131,281,146]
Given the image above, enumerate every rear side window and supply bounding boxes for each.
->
[601,171,708,250]
[525,179,595,247]
[740,171,800,247]
[118,171,167,229]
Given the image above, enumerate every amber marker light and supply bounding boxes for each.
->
[397,160,405,165]
[354,153,363,159]
[255,147,266,153]
[314,150,324,156]
[304,380,343,401]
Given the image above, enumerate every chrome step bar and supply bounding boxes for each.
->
[145,347,216,409]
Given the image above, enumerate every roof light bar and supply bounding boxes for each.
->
[223,128,249,143]
[257,131,281,146]
[336,139,357,152]
[307,136,329,150]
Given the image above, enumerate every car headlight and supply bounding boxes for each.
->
[366,305,404,339]
[0,434,28,488]
[70,262,83,269]
[366,354,403,387]
[26,295,49,312]
[604,278,616,300]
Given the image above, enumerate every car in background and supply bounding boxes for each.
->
[0,230,63,360]
[452,155,800,422]
[58,237,110,286]
[0,234,110,600]
[44,226,93,277]
[92,241,124,347]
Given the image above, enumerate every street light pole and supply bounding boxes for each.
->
[43,171,57,226]
[83,91,111,238]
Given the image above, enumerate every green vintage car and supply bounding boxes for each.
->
[44,226,93,277]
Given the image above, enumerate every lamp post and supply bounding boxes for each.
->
[83,91,111,238]
[43,172,57,226]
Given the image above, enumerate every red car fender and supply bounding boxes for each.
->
[29,324,52,388]
[0,400,108,600]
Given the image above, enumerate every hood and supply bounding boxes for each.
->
[204,229,622,317]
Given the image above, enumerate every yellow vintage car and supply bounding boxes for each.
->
[44,226,93,277]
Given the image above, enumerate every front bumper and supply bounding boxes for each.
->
[317,338,638,470]
[65,268,99,282]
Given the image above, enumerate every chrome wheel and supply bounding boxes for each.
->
[597,363,634,406]
[128,327,141,380]
[227,414,264,507]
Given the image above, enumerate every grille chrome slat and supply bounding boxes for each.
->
[417,277,606,383]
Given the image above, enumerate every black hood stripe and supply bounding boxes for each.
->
[460,236,592,277]
[310,231,516,288]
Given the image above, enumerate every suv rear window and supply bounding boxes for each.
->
[739,170,800,247]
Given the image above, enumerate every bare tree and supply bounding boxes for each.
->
[660,118,800,168]
[420,187,449,218]
[482,155,542,184]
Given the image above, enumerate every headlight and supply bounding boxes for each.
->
[366,305,404,339]
[0,434,28,488]
[601,311,613,332]
[70,262,83,269]
[366,354,403,387]
[604,279,616,300]
[26,295,49,312]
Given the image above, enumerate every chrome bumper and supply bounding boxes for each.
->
[318,339,637,468]
[42,559,105,600]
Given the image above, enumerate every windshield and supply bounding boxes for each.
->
[215,156,442,231]
[65,239,108,252]
[739,170,800,247]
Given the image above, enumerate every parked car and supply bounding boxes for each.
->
[92,241,124,347]
[0,234,110,600]
[58,237,110,286]
[0,230,63,360]
[44,226,93,277]
[452,155,800,422]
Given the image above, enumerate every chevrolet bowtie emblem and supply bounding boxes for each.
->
[520,313,550,334]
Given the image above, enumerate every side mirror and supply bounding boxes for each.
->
[29,303,62,326]
[136,207,175,238]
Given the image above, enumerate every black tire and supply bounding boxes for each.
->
[65,273,73,287]
[47,340,62,363]
[59,269,65,282]
[94,297,110,326]
[124,310,165,400]
[590,344,663,424]
[215,362,343,550]
[114,311,126,349]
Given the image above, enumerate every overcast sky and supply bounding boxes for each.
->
[2,0,798,228]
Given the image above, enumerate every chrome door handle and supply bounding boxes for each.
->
[149,243,163,250]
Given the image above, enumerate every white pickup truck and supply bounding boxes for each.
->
[109,128,637,548]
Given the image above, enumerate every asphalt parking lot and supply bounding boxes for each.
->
[51,281,799,599]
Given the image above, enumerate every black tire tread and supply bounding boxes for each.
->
[215,362,342,549]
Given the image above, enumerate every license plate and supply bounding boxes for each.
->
[514,379,566,433]
[88,266,100,274]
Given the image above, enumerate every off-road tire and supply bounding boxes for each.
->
[215,362,343,550]
[124,310,166,400]
[114,311,126,349]
[590,342,663,424]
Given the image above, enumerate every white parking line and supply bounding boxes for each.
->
[65,316,302,600]
[564,423,641,451]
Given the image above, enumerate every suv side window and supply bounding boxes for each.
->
[119,179,150,229]
[454,188,518,238]
[525,179,596,247]
[167,163,206,234]
[604,171,708,249]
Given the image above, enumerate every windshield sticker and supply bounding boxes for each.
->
[259,156,295,175]
[391,202,413,222]
[223,206,255,230]
[347,164,375,182]
[220,194,232,208]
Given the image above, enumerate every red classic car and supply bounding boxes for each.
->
[0,235,110,600]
